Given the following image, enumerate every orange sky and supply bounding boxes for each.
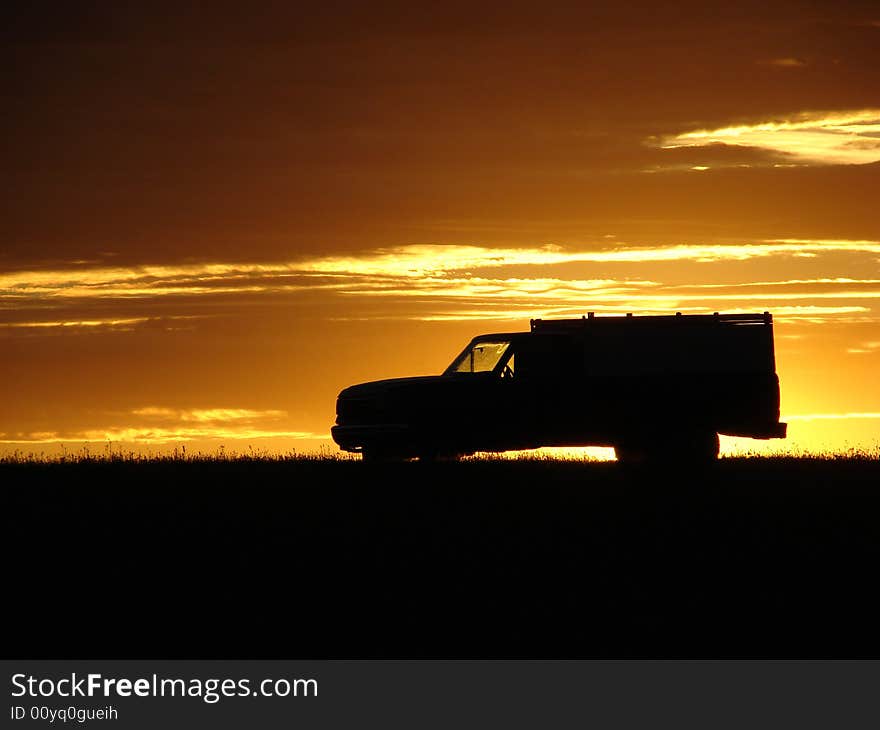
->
[1,2,878,457]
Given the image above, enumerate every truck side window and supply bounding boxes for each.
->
[451,341,511,373]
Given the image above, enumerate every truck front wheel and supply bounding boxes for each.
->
[361,447,408,463]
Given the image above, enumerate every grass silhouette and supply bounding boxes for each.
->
[2,443,877,464]
[4,450,879,659]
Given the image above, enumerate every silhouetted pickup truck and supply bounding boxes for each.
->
[332,312,787,462]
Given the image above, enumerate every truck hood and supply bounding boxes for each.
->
[338,375,448,400]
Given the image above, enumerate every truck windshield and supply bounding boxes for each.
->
[449,340,511,374]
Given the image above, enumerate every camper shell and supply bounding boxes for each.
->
[331,312,786,462]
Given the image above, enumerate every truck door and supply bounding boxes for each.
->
[513,335,580,445]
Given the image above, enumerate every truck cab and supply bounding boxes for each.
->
[331,312,787,463]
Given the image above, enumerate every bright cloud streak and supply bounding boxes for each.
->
[760,58,807,68]
[785,413,880,421]
[80,427,324,443]
[350,278,880,302]
[0,405,315,445]
[847,341,880,354]
[3,239,880,302]
[1,240,878,332]
[295,240,880,275]
[335,305,869,323]
[131,407,288,423]
[661,109,880,165]
[0,428,325,444]
[0,317,150,329]
[692,277,880,289]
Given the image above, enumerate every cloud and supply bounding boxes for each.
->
[295,240,880,275]
[0,428,325,444]
[759,58,807,68]
[640,140,791,172]
[785,412,880,421]
[78,427,324,443]
[337,273,880,312]
[0,317,149,330]
[3,239,880,303]
[0,314,208,337]
[846,341,880,354]
[334,304,870,324]
[692,277,880,289]
[660,109,880,165]
[0,406,321,444]
[131,407,287,423]
[2,240,879,327]
[0,262,323,300]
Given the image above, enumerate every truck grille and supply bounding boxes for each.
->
[336,397,381,425]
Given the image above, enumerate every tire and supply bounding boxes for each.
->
[361,448,408,463]
[613,442,650,464]
[416,450,461,463]
[685,431,720,463]
[615,431,719,465]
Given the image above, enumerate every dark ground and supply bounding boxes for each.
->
[4,456,880,658]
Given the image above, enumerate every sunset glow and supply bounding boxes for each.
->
[2,4,878,458]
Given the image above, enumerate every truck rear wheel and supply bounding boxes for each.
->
[615,431,719,465]
[417,450,462,463]
[679,431,720,463]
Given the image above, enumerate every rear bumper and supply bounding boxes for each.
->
[719,422,787,439]
[752,421,787,439]
[330,423,412,452]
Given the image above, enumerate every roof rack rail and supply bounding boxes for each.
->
[530,312,772,332]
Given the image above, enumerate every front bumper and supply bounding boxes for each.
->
[330,423,413,452]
